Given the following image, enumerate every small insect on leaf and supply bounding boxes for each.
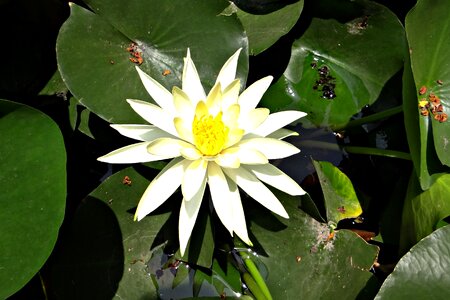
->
[434,113,448,123]
[429,93,440,104]
[420,109,429,116]
[126,42,136,53]
[126,42,144,65]
[122,175,132,186]
[337,206,346,214]
[419,86,427,95]
[162,69,171,76]
[437,79,443,85]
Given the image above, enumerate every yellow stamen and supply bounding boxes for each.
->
[192,108,229,156]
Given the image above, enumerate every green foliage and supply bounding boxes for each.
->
[403,0,450,189]
[248,191,379,299]
[313,160,362,223]
[0,100,66,299]
[376,225,450,299]
[260,0,405,128]
[50,167,165,299]
[401,173,450,252]
[57,0,248,124]
[4,0,450,298]
[223,0,304,55]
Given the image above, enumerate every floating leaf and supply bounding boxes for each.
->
[261,0,405,128]
[57,0,248,124]
[0,100,66,299]
[49,166,218,298]
[376,225,450,299]
[248,191,379,299]
[223,0,304,55]
[49,167,169,299]
[313,160,362,223]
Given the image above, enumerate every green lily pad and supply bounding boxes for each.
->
[404,1,450,185]
[223,0,304,55]
[405,0,450,168]
[313,160,362,224]
[260,0,405,128]
[50,166,216,299]
[376,224,450,299]
[248,191,379,299]
[57,0,248,124]
[0,100,66,299]
[400,173,450,251]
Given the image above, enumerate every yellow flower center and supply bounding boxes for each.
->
[192,112,229,156]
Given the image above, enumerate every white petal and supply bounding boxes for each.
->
[228,179,252,245]
[221,79,240,111]
[237,138,300,159]
[174,117,194,144]
[182,49,206,105]
[267,128,299,140]
[180,147,203,160]
[205,82,222,116]
[215,148,240,168]
[179,176,206,256]
[216,48,242,89]
[110,124,174,142]
[127,99,178,136]
[235,148,268,165]
[173,86,194,118]
[238,76,273,113]
[135,158,188,221]
[224,128,245,149]
[238,108,269,133]
[222,104,240,130]
[252,110,307,137]
[147,137,194,158]
[245,164,305,196]
[97,142,167,163]
[223,167,289,218]
[135,66,174,113]
[182,159,208,201]
[208,162,234,235]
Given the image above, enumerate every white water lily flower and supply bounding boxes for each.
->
[98,48,307,256]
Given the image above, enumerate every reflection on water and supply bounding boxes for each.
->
[276,125,344,185]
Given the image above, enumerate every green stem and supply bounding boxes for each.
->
[39,272,48,300]
[343,146,411,160]
[335,105,403,131]
[242,273,268,300]
[302,140,411,160]
[240,252,272,300]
